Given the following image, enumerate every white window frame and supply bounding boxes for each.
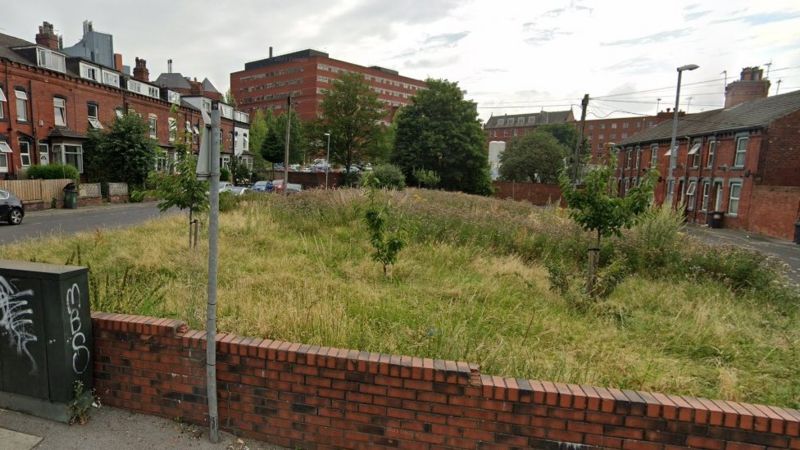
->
[80,63,99,81]
[713,181,724,211]
[728,182,742,216]
[53,97,67,126]
[701,182,710,211]
[36,47,66,73]
[168,118,177,142]
[148,114,158,139]
[635,146,641,169]
[15,89,28,122]
[0,86,5,119]
[102,70,120,88]
[706,140,717,169]
[734,136,748,167]
[38,142,49,165]
[0,141,11,173]
[650,144,658,168]
[19,139,31,167]
[53,143,84,173]
[686,181,697,211]
[688,141,701,167]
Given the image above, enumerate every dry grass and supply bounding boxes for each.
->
[3,188,798,408]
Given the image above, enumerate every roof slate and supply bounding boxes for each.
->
[484,110,574,128]
[620,89,800,145]
[154,72,192,89]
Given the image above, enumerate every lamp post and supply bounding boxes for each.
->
[667,64,699,205]
[324,132,331,189]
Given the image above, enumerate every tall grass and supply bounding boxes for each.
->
[2,188,797,408]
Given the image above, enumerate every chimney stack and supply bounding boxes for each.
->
[168,59,173,74]
[133,57,149,82]
[113,53,123,72]
[725,66,770,108]
[269,46,273,58]
[35,21,60,50]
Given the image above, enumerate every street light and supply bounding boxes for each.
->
[667,64,699,205]
[323,132,331,189]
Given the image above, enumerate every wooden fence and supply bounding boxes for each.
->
[0,179,72,204]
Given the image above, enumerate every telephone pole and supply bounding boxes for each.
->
[284,95,292,195]
[573,94,589,182]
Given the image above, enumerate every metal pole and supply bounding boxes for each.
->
[668,69,683,192]
[284,95,291,195]
[205,107,221,443]
[325,133,331,189]
[573,94,589,181]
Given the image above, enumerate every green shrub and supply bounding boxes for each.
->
[219,191,238,212]
[412,168,441,188]
[129,190,146,203]
[684,245,782,293]
[364,164,405,190]
[26,164,79,180]
[220,167,231,183]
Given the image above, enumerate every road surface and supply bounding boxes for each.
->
[0,202,175,246]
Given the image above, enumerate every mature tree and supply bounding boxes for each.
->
[248,109,269,155]
[499,130,566,183]
[318,72,385,178]
[537,123,585,152]
[392,79,491,195]
[84,113,157,188]
[559,161,655,295]
[260,110,305,175]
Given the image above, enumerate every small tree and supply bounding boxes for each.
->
[412,168,440,188]
[84,113,157,188]
[559,160,655,295]
[363,176,405,276]
[152,131,209,248]
[499,130,566,183]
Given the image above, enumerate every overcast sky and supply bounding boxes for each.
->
[4,0,800,121]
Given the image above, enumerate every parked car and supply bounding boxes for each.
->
[0,188,24,225]
[218,182,233,192]
[229,186,249,196]
[271,180,303,194]
[251,180,273,192]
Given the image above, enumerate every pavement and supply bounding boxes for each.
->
[0,406,285,450]
[685,224,800,285]
[0,202,176,245]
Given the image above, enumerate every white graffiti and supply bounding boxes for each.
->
[0,275,38,374]
[66,283,90,374]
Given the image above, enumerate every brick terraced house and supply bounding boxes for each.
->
[0,21,250,179]
[483,109,575,142]
[617,67,800,240]
[230,49,427,122]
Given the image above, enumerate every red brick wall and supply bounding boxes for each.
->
[748,186,800,240]
[760,109,800,186]
[92,312,800,450]
[493,181,564,206]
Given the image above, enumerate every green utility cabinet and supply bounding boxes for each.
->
[0,260,93,422]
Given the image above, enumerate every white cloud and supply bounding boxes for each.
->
[4,0,799,121]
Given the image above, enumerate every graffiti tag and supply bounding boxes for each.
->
[0,275,38,374]
[66,283,90,375]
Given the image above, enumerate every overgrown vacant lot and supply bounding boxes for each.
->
[3,189,798,408]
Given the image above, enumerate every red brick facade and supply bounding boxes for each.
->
[92,312,799,450]
[583,112,674,162]
[230,50,427,122]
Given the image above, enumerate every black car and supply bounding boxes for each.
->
[0,188,24,225]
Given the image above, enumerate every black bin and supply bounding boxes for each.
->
[63,182,78,209]
[0,260,92,422]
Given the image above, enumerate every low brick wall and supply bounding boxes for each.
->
[748,186,800,241]
[493,181,565,207]
[91,313,799,450]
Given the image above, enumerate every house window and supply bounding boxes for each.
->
[88,103,103,129]
[80,63,98,81]
[53,143,84,173]
[168,118,177,142]
[53,97,67,126]
[728,182,742,216]
[611,123,617,129]
[15,89,28,122]
[713,181,724,211]
[706,140,717,169]
[19,139,31,167]
[635,146,641,169]
[148,114,157,139]
[622,122,629,129]
[102,71,120,87]
[115,107,124,119]
[734,136,748,167]
[0,140,11,172]
[688,140,701,168]
[701,182,710,211]
[650,144,658,168]
[686,181,697,211]
[0,86,6,119]
[625,148,632,168]
[37,47,66,72]
[221,155,231,169]
[666,179,675,205]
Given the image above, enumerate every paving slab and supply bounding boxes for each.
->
[0,407,286,450]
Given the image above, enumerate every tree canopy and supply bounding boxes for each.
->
[84,112,157,187]
[259,110,305,165]
[392,79,491,195]
[499,130,566,184]
[317,72,386,174]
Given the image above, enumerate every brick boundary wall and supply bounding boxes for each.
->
[92,313,800,450]
[493,181,565,207]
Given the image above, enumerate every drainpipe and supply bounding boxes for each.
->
[4,61,14,178]
[28,78,37,175]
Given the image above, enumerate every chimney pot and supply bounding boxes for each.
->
[133,57,149,82]
[269,46,273,58]
[725,66,770,108]
[35,21,60,50]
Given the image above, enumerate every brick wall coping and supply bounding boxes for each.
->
[91,312,800,437]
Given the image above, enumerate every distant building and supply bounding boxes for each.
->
[230,49,427,122]
[617,66,800,240]
[61,20,114,69]
[582,111,675,162]
[483,110,575,142]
